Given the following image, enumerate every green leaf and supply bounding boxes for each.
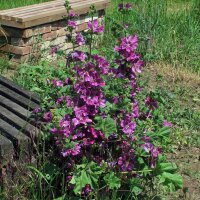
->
[70,162,104,195]
[132,186,142,196]
[104,172,121,190]
[70,171,92,195]
[159,163,177,173]
[159,172,183,191]
[94,116,117,138]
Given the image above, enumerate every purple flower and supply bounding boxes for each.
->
[120,115,136,135]
[131,60,144,73]
[71,51,87,61]
[43,111,53,122]
[72,106,92,126]
[50,127,58,134]
[50,47,58,56]
[150,147,161,168]
[56,96,65,104]
[62,149,71,157]
[118,3,132,11]
[33,107,41,114]
[82,184,92,196]
[118,3,124,11]
[68,11,76,18]
[71,144,81,156]
[132,101,139,118]
[163,120,173,127]
[93,54,109,74]
[76,32,85,46]
[88,19,104,33]
[125,3,132,10]
[52,79,63,87]
[124,24,129,29]
[145,97,158,110]
[67,20,77,29]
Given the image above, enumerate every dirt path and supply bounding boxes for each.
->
[144,63,200,200]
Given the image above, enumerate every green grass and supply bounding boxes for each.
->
[0,0,52,10]
[104,0,200,73]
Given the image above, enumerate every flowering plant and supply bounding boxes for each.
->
[33,2,182,199]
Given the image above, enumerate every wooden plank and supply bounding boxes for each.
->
[0,0,64,15]
[0,84,39,110]
[0,0,108,22]
[0,132,14,158]
[0,105,39,138]
[5,0,107,22]
[0,75,40,104]
[0,0,86,17]
[21,0,109,22]
[0,95,31,120]
[0,2,64,21]
[0,118,30,152]
[11,0,90,18]
[0,4,110,28]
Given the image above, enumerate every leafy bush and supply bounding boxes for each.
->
[25,2,182,199]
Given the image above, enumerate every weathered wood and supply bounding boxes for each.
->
[0,76,40,104]
[0,84,39,110]
[0,119,30,154]
[0,95,31,120]
[0,105,39,138]
[0,133,14,158]
[0,0,110,28]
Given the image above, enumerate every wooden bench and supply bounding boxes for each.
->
[0,75,40,184]
[0,0,110,63]
[0,0,110,29]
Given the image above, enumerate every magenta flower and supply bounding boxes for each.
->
[82,184,92,196]
[33,107,41,114]
[50,127,58,134]
[163,120,173,127]
[124,24,129,29]
[52,79,63,87]
[93,54,109,74]
[88,19,104,33]
[76,32,85,46]
[120,115,136,135]
[145,97,158,110]
[118,3,124,11]
[72,106,92,126]
[68,11,76,18]
[71,51,87,61]
[71,144,81,156]
[67,20,77,29]
[125,3,132,10]
[132,101,139,118]
[43,111,53,122]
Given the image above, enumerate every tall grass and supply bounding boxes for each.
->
[104,0,200,73]
[0,0,52,10]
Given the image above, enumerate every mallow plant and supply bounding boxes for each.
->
[32,2,182,199]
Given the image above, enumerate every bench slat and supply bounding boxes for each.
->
[5,0,107,22]
[0,0,110,28]
[0,75,40,104]
[0,84,39,110]
[0,118,30,150]
[0,0,88,17]
[9,0,90,18]
[0,132,14,158]
[0,95,31,120]
[0,0,64,14]
[0,105,39,138]
[22,0,108,22]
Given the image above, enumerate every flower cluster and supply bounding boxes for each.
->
[35,6,172,197]
[118,3,132,11]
